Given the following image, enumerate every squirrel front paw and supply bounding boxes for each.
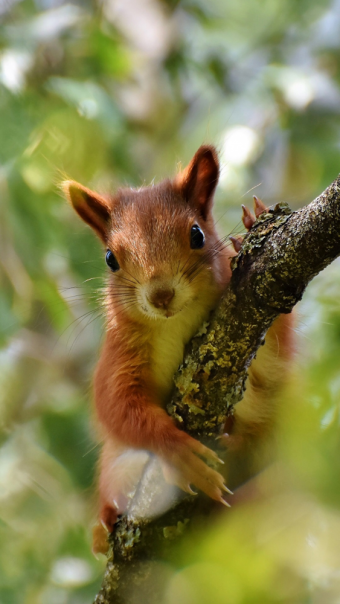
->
[161,435,232,506]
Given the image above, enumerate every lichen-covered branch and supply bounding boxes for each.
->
[94,176,340,604]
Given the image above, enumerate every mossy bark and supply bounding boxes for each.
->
[94,176,340,604]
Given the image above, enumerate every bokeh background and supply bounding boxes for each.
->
[1,0,340,602]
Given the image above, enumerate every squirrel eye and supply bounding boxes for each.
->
[105,250,120,272]
[190,225,205,249]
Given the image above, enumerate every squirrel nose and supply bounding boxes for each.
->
[150,288,175,309]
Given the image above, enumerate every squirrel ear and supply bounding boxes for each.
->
[62,181,111,243]
[175,145,219,220]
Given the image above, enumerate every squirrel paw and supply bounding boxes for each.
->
[242,195,267,230]
[163,437,233,505]
[230,196,268,253]
[92,503,119,555]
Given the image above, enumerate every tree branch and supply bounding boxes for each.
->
[94,176,340,604]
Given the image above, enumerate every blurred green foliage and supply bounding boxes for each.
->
[1,0,340,603]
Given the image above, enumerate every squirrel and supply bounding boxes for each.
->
[63,145,294,554]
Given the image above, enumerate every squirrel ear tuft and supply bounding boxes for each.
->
[175,145,219,220]
[62,181,111,243]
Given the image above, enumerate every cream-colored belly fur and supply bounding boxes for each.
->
[150,301,212,403]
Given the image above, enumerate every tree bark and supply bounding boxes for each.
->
[94,176,340,604]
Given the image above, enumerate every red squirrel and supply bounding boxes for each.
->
[63,146,294,554]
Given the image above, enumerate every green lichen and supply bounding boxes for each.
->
[198,342,218,361]
[204,360,215,375]
[216,353,232,368]
[184,401,205,415]
[117,525,141,554]
[174,362,199,395]
[163,519,189,540]
[194,321,209,337]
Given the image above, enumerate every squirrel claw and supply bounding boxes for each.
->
[253,195,267,218]
[216,432,229,443]
[219,497,231,508]
[185,484,198,496]
[241,204,255,230]
[199,445,223,466]
[221,484,233,495]
[230,236,243,253]
[211,452,225,466]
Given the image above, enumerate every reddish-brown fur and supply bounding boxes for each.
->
[63,146,294,554]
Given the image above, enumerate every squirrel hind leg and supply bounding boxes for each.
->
[92,508,118,556]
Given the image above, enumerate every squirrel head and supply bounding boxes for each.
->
[63,145,229,321]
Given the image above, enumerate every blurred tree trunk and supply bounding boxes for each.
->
[94,176,340,604]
